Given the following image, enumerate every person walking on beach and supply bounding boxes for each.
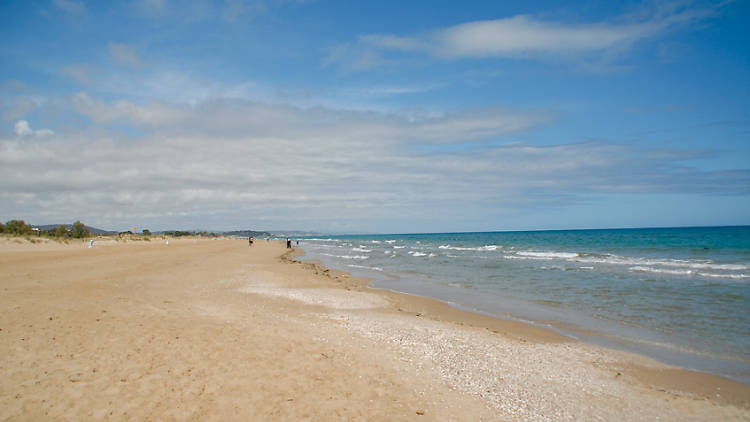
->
[286,236,292,249]
[249,236,254,247]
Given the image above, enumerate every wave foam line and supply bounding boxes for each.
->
[439,244,500,251]
[346,264,384,272]
[508,250,749,272]
[320,253,369,260]
[630,266,750,279]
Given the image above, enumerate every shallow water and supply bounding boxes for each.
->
[294,226,750,384]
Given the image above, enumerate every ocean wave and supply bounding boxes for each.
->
[352,247,373,252]
[346,264,384,272]
[507,250,749,273]
[307,238,341,242]
[393,246,406,249]
[320,253,369,260]
[306,243,342,250]
[629,266,695,276]
[630,266,750,279]
[409,251,428,257]
[516,251,578,259]
[439,244,499,251]
[385,240,396,244]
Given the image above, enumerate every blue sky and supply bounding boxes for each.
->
[0,0,748,233]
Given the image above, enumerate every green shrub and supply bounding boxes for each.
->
[4,220,32,235]
[71,221,90,238]
[55,225,68,238]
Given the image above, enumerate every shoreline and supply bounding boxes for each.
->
[1,238,748,420]
[284,245,750,409]
[293,235,750,386]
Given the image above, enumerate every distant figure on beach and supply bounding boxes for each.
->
[88,239,94,248]
[249,236,254,246]
[296,240,299,246]
[286,237,292,249]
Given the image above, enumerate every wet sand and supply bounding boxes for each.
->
[1,237,748,420]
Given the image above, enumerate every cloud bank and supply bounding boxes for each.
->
[1,93,746,231]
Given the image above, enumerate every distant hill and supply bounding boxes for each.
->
[223,230,273,238]
[267,230,322,236]
[35,224,115,235]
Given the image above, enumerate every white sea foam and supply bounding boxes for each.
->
[506,250,750,274]
[630,266,695,276]
[320,253,369,260]
[371,240,382,244]
[384,250,392,254]
[393,246,406,249]
[352,247,373,252]
[516,251,579,259]
[699,273,749,280]
[346,264,384,272]
[410,251,428,257]
[439,244,499,251]
[385,240,396,244]
[630,266,750,279]
[307,243,341,250]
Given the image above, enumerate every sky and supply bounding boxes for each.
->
[0,0,748,233]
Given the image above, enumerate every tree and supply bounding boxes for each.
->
[0,221,4,233]
[71,221,90,238]
[55,225,68,238]
[143,229,152,236]
[4,220,32,235]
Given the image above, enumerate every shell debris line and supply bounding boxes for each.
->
[240,285,390,310]
[323,309,748,422]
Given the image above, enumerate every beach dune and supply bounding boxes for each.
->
[0,238,748,421]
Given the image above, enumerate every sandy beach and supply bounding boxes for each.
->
[1,237,748,421]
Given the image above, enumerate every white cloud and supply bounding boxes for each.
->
[353,84,439,97]
[0,82,48,123]
[108,43,143,67]
[1,93,745,231]
[427,16,657,58]
[328,4,719,68]
[14,120,53,137]
[1,97,38,122]
[60,64,95,85]
[70,92,549,143]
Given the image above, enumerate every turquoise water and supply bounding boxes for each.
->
[296,226,750,384]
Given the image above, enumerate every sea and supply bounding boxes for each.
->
[293,226,750,385]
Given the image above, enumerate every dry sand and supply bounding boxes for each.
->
[1,237,748,421]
